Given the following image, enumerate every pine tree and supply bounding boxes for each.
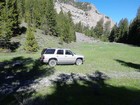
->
[0,0,13,42]
[11,0,20,35]
[94,18,104,38]
[24,10,38,52]
[45,0,57,36]
[24,0,33,24]
[24,27,38,52]
[33,0,42,28]
[67,11,76,42]
[102,21,111,41]
[128,7,140,46]
[75,21,84,33]
[116,18,129,43]
[19,0,25,18]
[104,21,111,36]
[57,11,70,43]
[56,10,64,42]
[136,6,140,19]
[108,24,117,42]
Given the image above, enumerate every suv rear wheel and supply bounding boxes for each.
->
[49,59,57,67]
[76,59,83,65]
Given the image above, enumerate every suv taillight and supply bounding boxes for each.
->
[42,56,44,59]
[40,55,44,61]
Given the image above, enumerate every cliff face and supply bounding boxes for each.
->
[55,0,115,28]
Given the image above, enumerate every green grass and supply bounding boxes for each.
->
[0,42,140,105]
[54,42,140,74]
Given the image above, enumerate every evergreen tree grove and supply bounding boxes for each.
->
[56,11,76,43]
[109,6,140,46]
[108,18,129,43]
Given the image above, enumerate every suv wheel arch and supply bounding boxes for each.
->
[75,58,83,65]
[48,58,57,67]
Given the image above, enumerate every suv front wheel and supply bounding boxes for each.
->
[49,59,57,67]
[76,59,83,65]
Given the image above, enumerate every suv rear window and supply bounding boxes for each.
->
[57,50,64,55]
[44,49,55,54]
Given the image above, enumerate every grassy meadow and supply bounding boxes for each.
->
[0,41,140,105]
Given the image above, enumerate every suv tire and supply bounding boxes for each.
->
[76,59,83,65]
[49,59,57,67]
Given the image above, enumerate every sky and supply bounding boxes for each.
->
[79,0,140,23]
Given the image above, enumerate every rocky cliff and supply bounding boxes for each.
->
[55,0,115,28]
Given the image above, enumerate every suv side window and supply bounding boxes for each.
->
[45,49,55,54]
[66,50,73,55]
[57,50,64,55]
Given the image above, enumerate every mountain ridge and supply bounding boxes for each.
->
[55,0,115,28]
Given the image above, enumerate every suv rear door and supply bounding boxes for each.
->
[56,49,65,64]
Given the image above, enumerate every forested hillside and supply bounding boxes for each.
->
[0,0,140,53]
[0,0,76,52]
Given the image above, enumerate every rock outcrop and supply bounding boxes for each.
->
[55,0,115,28]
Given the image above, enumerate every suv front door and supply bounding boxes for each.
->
[65,50,76,64]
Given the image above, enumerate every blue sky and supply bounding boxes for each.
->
[79,0,140,23]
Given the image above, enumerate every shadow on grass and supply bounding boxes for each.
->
[0,56,55,105]
[23,71,140,105]
[115,59,140,71]
[0,41,20,52]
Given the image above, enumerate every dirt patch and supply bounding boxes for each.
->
[76,32,100,43]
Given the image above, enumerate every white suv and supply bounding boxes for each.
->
[40,48,84,67]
